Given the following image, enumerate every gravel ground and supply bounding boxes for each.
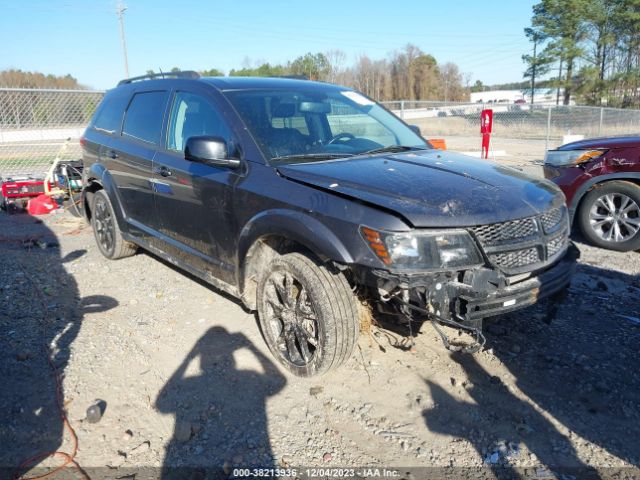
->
[1,180,639,479]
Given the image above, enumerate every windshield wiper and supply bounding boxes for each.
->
[358,145,426,156]
[270,153,354,162]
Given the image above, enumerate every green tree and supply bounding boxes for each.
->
[200,68,225,77]
[609,0,640,107]
[522,27,553,104]
[531,0,590,104]
[229,63,288,77]
[290,53,330,80]
[525,0,640,107]
[470,80,485,93]
[411,53,440,100]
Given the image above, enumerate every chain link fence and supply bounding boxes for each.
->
[0,88,104,178]
[1,89,639,179]
[381,100,640,168]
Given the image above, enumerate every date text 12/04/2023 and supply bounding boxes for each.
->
[232,468,400,477]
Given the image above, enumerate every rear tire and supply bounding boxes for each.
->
[91,189,137,259]
[577,181,640,252]
[257,253,359,377]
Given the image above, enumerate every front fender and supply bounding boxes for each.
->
[237,209,355,267]
[236,209,358,306]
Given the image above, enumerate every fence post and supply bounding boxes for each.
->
[598,107,604,136]
[545,106,552,152]
[400,100,405,120]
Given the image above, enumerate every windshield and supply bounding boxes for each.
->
[225,88,429,164]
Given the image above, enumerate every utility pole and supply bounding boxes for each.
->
[116,2,129,78]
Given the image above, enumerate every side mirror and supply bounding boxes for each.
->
[409,125,422,136]
[184,136,240,168]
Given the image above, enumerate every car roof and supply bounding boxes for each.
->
[202,76,348,92]
[112,75,350,93]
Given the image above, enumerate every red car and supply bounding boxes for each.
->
[544,136,640,251]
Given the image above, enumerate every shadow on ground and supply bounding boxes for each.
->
[0,212,118,476]
[156,326,286,478]
[423,261,640,478]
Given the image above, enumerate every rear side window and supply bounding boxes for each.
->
[122,91,168,144]
[92,92,129,134]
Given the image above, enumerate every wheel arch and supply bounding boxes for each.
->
[82,163,127,231]
[570,173,640,223]
[236,210,355,310]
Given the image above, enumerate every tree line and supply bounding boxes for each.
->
[0,71,99,129]
[225,45,469,102]
[1,52,469,104]
[0,69,85,89]
[523,0,640,108]
[144,47,468,103]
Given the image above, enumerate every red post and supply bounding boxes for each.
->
[480,109,493,159]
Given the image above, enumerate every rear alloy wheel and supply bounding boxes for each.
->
[91,189,137,259]
[578,181,640,252]
[257,253,359,377]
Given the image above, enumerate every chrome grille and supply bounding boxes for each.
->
[471,206,570,274]
[472,217,537,245]
[489,248,540,269]
[540,206,566,233]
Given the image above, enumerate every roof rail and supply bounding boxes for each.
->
[117,70,201,86]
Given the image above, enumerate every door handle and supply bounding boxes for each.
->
[156,166,172,177]
[108,150,118,159]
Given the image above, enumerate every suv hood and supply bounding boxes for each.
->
[277,149,563,228]
[559,135,640,150]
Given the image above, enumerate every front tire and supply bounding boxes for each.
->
[257,253,359,377]
[91,189,137,259]
[577,181,640,252]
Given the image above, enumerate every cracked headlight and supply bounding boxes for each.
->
[360,227,483,270]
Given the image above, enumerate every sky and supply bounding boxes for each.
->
[0,0,537,91]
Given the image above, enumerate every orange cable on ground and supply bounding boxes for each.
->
[11,246,90,480]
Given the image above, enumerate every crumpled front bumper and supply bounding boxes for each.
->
[457,242,579,322]
[367,242,580,328]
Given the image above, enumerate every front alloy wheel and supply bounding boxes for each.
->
[588,193,640,242]
[257,253,359,377]
[262,270,319,366]
[578,181,640,252]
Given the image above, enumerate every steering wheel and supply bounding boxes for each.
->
[327,133,356,145]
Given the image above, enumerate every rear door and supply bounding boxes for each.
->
[82,89,130,170]
[108,89,169,238]
[152,87,241,284]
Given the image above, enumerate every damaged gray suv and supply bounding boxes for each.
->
[82,72,578,376]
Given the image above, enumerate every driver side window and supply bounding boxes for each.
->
[167,92,231,152]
